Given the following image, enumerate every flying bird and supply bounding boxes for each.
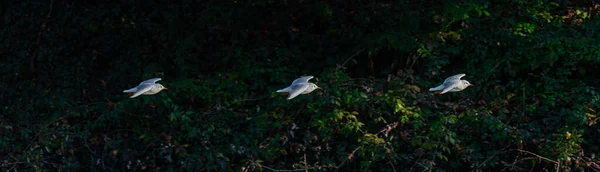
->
[429,73,473,94]
[276,76,321,100]
[123,78,168,98]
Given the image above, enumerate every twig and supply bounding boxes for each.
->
[31,0,54,75]
[510,149,559,164]
[6,160,25,172]
[258,164,311,172]
[303,153,308,172]
[83,136,102,157]
[388,160,397,172]
[403,54,419,83]
[500,160,528,171]
[407,158,428,171]
[478,145,510,168]
[348,146,362,160]
[257,162,342,172]
[409,149,426,172]
[336,49,365,70]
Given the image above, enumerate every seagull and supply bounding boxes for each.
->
[276,76,321,100]
[429,73,474,94]
[123,78,168,98]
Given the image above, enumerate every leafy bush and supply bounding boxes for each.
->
[2,0,600,171]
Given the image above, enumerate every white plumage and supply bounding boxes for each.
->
[276,76,321,100]
[429,73,474,94]
[123,78,168,98]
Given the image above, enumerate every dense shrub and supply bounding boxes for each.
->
[2,0,600,171]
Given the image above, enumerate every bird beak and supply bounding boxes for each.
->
[469,84,474,86]
[317,86,322,90]
[164,87,169,90]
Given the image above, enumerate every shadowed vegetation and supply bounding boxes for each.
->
[2,0,600,171]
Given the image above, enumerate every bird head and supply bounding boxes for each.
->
[307,83,321,92]
[463,80,474,87]
[157,84,168,90]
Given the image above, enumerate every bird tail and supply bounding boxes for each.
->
[123,88,137,93]
[276,87,291,93]
[429,85,444,91]
[130,94,140,98]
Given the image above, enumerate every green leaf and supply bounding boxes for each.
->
[483,11,490,16]
[360,92,368,99]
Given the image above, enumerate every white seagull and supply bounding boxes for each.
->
[123,78,168,98]
[429,73,474,94]
[276,76,321,100]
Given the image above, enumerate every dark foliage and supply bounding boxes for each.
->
[2,0,600,171]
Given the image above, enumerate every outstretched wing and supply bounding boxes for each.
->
[291,76,314,85]
[444,74,465,83]
[440,80,460,94]
[130,83,154,98]
[429,84,445,91]
[141,78,162,84]
[287,83,309,100]
[123,87,138,93]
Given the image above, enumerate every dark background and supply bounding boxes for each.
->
[2,0,600,171]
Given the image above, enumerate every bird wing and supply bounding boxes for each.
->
[429,84,445,91]
[276,86,291,93]
[287,83,309,100]
[141,78,162,84]
[291,76,314,85]
[123,87,138,93]
[440,80,460,94]
[444,74,466,83]
[130,83,155,98]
